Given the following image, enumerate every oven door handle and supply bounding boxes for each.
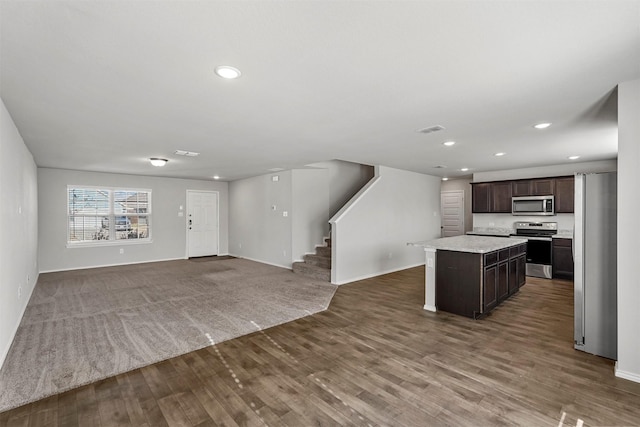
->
[520,236,552,241]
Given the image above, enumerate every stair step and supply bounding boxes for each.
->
[292,262,331,282]
[315,246,331,257]
[324,237,331,248]
[304,254,331,268]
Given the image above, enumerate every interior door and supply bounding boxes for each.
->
[187,190,219,257]
[441,190,464,237]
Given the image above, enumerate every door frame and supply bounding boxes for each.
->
[186,190,220,258]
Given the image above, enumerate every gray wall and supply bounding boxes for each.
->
[0,98,38,369]
[229,171,294,268]
[617,78,640,383]
[38,168,229,272]
[331,165,441,285]
[229,169,331,268]
[308,160,375,217]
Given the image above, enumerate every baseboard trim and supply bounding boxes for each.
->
[0,273,38,371]
[615,363,640,383]
[39,257,186,274]
[333,262,425,285]
[227,254,292,270]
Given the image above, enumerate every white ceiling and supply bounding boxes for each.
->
[1,1,638,181]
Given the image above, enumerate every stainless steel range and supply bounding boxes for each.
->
[511,221,558,279]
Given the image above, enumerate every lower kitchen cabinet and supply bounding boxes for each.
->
[552,238,574,280]
[436,242,527,319]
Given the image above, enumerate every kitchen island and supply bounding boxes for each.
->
[409,235,528,319]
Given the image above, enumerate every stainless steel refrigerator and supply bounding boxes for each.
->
[573,172,617,359]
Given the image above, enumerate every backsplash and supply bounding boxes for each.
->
[472,213,575,235]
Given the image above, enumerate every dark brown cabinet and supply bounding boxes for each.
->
[492,181,512,213]
[436,243,527,318]
[472,182,492,213]
[472,175,574,213]
[552,238,574,280]
[555,177,575,213]
[530,178,555,196]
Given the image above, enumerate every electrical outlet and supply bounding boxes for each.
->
[388,252,393,259]
[239,243,242,249]
[282,211,288,217]
[283,250,287,257]
[119,248,124,254]
[18,285,22,299]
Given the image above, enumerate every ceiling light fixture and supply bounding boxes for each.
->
[494,152,506,157]
[534,122,552,129]
[149,158,168,167]
[461,168,469,172]
[568,155,580,160]
[174,150,200,157]
[213,175,220,180]
[443,141,456,146]
[215,66,241,79]
[442,177,449,181]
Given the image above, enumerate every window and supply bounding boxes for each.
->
[68,187,151,244]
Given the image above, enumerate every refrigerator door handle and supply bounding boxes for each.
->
[574,174,585,346]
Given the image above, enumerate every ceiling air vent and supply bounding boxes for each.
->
[433,165,447,169]
[417,125,445,134]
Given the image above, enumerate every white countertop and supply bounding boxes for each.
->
[409,235,527,254]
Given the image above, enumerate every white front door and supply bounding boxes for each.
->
[441,190,464,237]
[187,190,219,257]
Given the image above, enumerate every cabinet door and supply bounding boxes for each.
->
[552,238,574,280]
[483,265,498,312]
[512,180,531,197]
[508,258,518,294]
[555,177,575,213]
[531,179,555,196]
[517,255,526,287]
[497,261,509,302]
[472,183,491,213]
[491,182,512,213]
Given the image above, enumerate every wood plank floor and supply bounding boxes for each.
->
[2,267,640,426]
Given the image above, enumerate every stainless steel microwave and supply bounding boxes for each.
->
[512,195,555,216]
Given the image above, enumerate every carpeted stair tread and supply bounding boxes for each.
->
[303,254,331,269]
[292,262,331,282]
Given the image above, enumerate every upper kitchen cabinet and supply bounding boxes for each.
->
[472,182,492,213]
[512,178,555,196]
[491,181,512,213]
[473,175,575,214]
[554,176,575,213]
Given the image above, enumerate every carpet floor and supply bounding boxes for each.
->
[0,258,337,412]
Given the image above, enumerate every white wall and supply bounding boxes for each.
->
[440,178,473,234]
[38,168,229,272]
[292,169,330,261]
[0,99,38,369]
[307,160,375,217]
[229,169,331,268]
[330,165,441,285]
[473,160,617,182]
[616,79,640,383]
[229,171,293,268]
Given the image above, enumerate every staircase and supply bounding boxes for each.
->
[292,237,331,282]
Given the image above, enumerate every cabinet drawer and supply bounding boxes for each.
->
[484,251,498,266]
[553,238,572,247]
[499,248,509,261]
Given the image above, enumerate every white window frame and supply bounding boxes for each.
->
[67,185,153,247]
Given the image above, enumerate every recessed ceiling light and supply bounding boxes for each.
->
[442,177,449,181]
[215,66,241,79]
[443,141,456,146]
[213,175,220,180]
[460,168,469,172]
[149,158,168,167]
[494,152,506,157]
[568,155,580,160]
[533,122,552,129]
